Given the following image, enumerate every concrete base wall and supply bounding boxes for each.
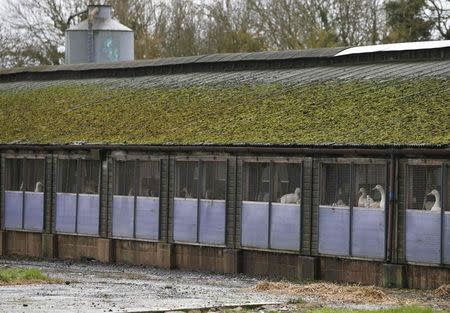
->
[240,250,320,281]
[56,234,111,262]
[3,231,42,258]
[320,257,384,286]
[241,250,300,279]
[174,245,238,273]
[113,240,173,269]
[407,264,450,289]
[1,230,449,289]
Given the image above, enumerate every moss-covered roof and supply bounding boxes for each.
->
[0,72,449,145]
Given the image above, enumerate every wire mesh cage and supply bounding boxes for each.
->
[319,162,386,259]
[243,162,270,202]
[272,163,302,203]
[199,161,227,245]
[354,164,386,209]
[4,158,45,231]
[352,163,386,259]
[114,161,135,196]
[79,160,99,194]
[56,159,100,235]
[112,160,160,239]
[138,161,160,197]
[405,165,447,264]
[321,164,351,207]
[202,161,226,200]
[242,161,302,251]
[5,159,23,191]
[446,165,450,264]
[57,159,77,193]
[407,165,442,211]
[174,160,226,244]
[175,161,198,199]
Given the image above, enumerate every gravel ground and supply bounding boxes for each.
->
[0,259,292,313]
[1,259,448,313]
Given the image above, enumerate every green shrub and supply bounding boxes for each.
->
[0,267,53,284]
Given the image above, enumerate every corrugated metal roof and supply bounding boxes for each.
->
[0,57,448,146]
[336,40,450,56]
[1,61,448,91]
[1,42,448,78]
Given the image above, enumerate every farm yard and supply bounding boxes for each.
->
[0,259,449,313]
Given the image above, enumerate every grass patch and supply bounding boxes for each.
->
[311,305,447,313]
[0,267,59,285]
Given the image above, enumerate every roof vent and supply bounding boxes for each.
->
[65,5,134,64]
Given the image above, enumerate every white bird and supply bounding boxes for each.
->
[332,187,346,207]
[358,187,367,207]
[372,185,386,210]
[180,187,191,198]
[357,187,374,207]
[333,199,346,207]
[280,187,301,204]
[427,189,441,212]
[34,181,43,192]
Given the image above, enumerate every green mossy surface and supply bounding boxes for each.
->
[0,79,449,145]
[0,267,53,284]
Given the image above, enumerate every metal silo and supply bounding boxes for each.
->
[65,5,134,64]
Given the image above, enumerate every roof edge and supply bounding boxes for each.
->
[1,42,449,82]
[1,143,449,156]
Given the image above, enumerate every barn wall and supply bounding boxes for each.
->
[0,148,449,289]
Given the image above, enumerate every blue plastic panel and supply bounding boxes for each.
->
[319,206,350,256]
[55,192,77,233]
[270,203,301,251]
[4,191,23,229]
[199,199,226,245]
[352,207,385,259]
[23,192,44,231]
[112,195,134,238]
[135,196,159,240]
[173,198,198,242]
[406,210,441,264]
[77,193,99,235]
[241,201,269,248]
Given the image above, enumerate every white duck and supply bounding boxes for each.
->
[372,185,386,210]
[333,187,347,206]
[357,187,374,207]
[427,189,441,212]
[280,187,301,204]
[34,181,43,192]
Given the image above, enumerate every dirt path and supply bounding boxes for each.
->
[0,259,448,313]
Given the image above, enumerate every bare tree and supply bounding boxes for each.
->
[4,0,90,66]
[0,0,442,69]
[201,0,266,53]
[427,0,450,39]
[332,0,385,46]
